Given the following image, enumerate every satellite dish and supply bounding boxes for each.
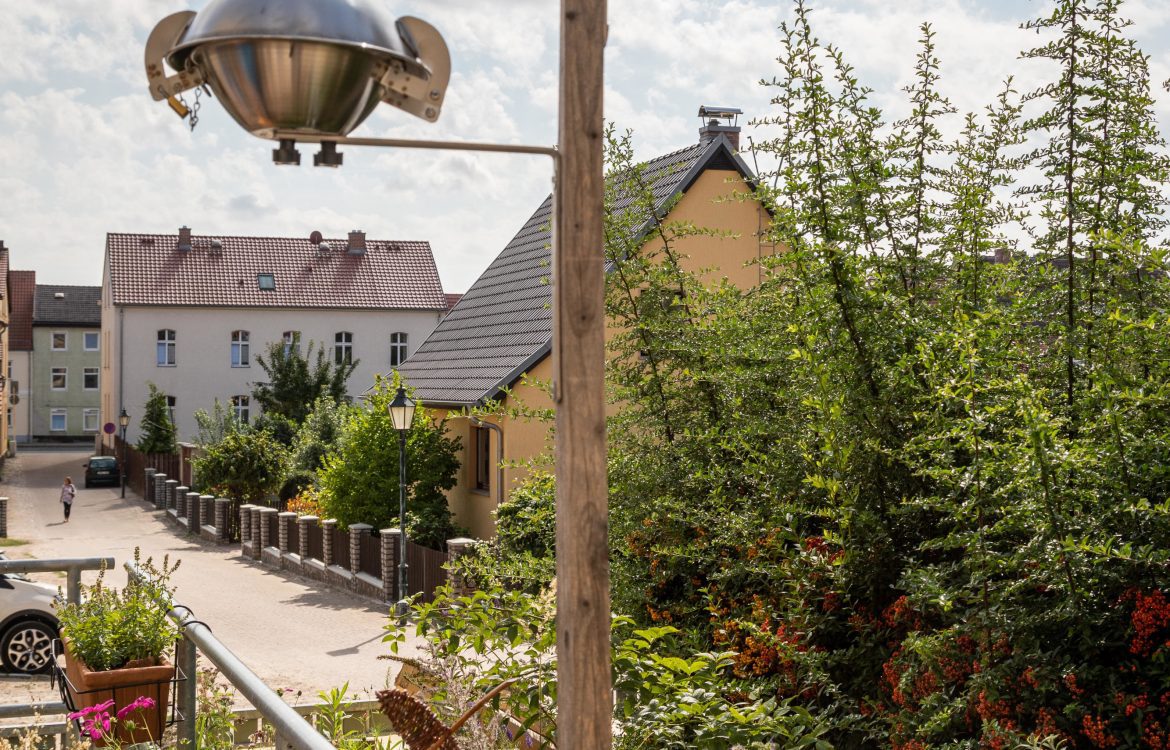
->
[309,230,323,244]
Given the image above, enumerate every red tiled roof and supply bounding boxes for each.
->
[444,293,463,310]
[8,270,36,350]
[106,232,446,310]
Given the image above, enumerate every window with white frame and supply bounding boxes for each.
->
[282,331,300,355]
[231,395,250,424]
[51,332,67,351]
[157,329,176,366]
[165,396,177,426]
[84,331,100,351]
[231,330,250,367]
[334,332,353,364]
[83,367,99,390]
[51,368,67,390]
[50,410,66,432]
[83,409,100,432]
[389,332,408,367]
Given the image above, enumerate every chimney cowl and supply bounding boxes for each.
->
[177,225,193,252]
[347,229,366,255]
[697,105,742,151]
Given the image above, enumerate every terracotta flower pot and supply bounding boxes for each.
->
[64,650,174,746]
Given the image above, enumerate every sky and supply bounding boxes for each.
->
[2,0,1169,295]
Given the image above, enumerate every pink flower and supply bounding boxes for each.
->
[116,696,157,720]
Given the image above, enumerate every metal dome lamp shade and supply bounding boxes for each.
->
[144,0,450,155]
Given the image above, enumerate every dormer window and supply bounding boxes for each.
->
[257,274,275,290]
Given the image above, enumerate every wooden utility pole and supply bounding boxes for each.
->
[553,0,611,748]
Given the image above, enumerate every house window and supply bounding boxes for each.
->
[157,329,176,366]
[50,409,67,432]
[231,330,250,367]
[52,332,67,351]
[334,332,353,364]
[282,331,300,355]
[84,332,100,351]
[83,409,100,432]
[231,395,250,424]
[83,368,99,390]
[51,368,67,390]
[473,425,491,492]
[390,332,408,367]
[165,396,177,426]
[257,273,276,290]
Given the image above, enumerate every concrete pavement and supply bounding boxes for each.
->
[0,448,419,707]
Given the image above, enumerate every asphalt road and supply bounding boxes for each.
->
[0,447,419,707]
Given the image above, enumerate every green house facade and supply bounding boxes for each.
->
[31,285,101,440]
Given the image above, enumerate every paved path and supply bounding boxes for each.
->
[0,448,420,707]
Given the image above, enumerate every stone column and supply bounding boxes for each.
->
[348,524,372,574]
[322,519,337,567]
[239,505,254,544]
[215,498,231,543]
[446,537,478,598]
[278,512,297,554]
[173,486,188,513]
[258,507,278,549]
[144,469,157,504]
[381,528,403,600]
[163,480,178,511]
[153,474,168,510]
[298,515,317,560]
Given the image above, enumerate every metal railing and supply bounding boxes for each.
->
[125,562,336,750]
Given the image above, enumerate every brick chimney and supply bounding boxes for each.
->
[347,230,366,255]
[177,226,193,252]
[698,105,742,151]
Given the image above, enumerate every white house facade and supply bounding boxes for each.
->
[101,228,448,445]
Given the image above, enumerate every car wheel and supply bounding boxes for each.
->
[1,620,56,674]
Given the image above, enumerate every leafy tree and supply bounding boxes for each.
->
[192,429,288,505]
[251,336,357,427]
[317,378,462,549]
[291,395,349,473]
[136,382,177,454]
[192,398,240,447]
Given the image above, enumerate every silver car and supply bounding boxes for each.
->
[0,565,59,674]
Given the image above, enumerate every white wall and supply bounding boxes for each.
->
[106,305,442,444]
[8,350,30,442]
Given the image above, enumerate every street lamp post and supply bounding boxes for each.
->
[119,409,130,498]
[143,2,610,744]
[387,387,416,618]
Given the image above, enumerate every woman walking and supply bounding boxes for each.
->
[60,477,76,522]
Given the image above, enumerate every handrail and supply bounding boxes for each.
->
[125,562,336,750]
[0,557,114,606]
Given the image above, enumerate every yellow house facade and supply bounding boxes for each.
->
[399,112,774,539]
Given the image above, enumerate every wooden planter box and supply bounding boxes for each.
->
[64,652,174,746]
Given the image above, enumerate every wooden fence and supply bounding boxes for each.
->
[407,540,448,605]
[110,437,183,497]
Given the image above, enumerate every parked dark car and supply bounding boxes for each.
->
[83,455,120,488]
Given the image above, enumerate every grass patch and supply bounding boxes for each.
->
[0,538,28,547]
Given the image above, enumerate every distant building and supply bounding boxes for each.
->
[101,228,448,445]
[0,242,10,455]
[28,285,102,440]
[5,269,33,444]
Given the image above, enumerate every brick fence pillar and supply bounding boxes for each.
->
[176,488,187,519]
[173,486,188,513]
[239,505,254,544]
[0,497,8,538]
[143,469,156,504]
[215,498,231,543]
[322,519,337,567]
[446,537,478,598]
[250,508,263,557]
[163,480,178,511]
[381,528,403,600]
[258,507,277,549]
[153,474,167,509]
[348,524,372,575]
[278,512,297,554]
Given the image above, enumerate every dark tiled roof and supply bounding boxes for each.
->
[106,232,446,311]
[33,284,101,326]
[399,136,753,406]
[8,270,35,349]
